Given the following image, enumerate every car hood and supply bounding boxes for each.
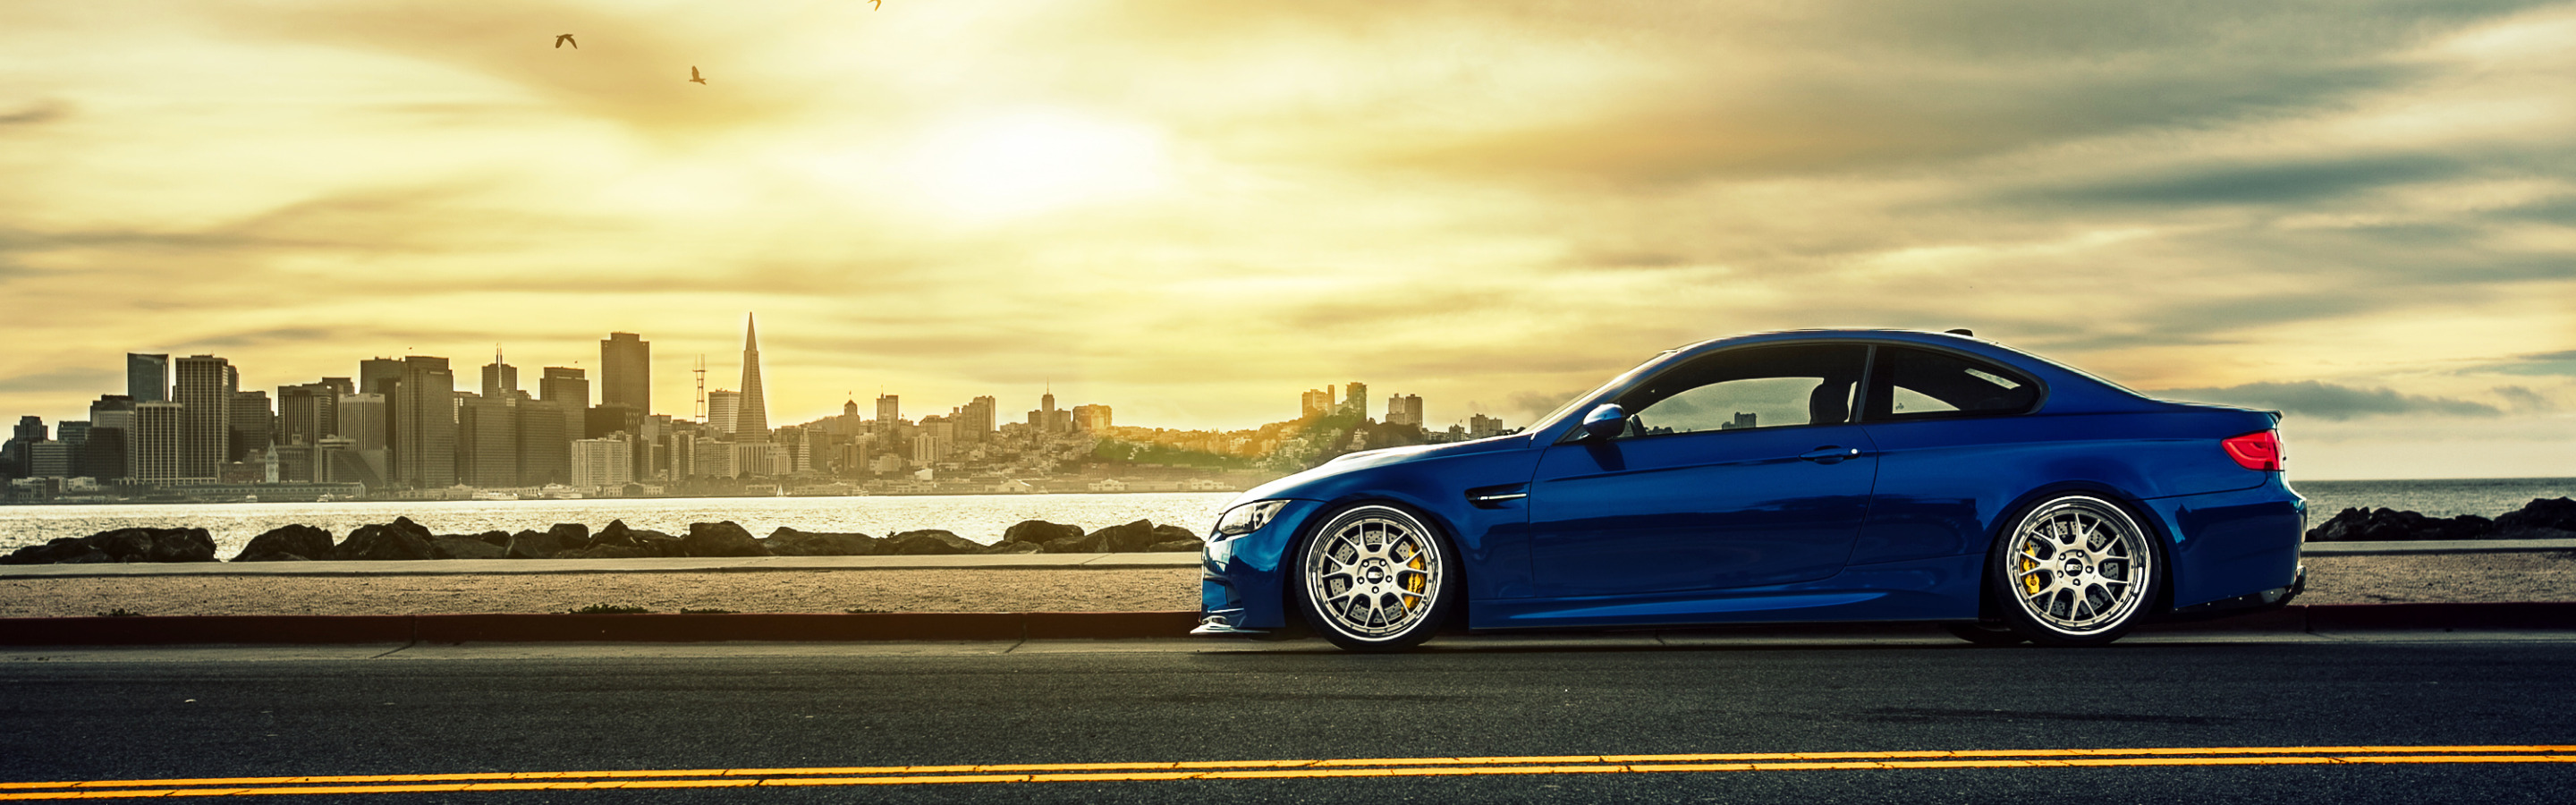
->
[1233,435,1530,504]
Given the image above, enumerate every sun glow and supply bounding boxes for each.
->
[902,110,1171,221]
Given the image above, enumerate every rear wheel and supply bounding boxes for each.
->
[1990,495,2160,647]
[1294,504,1458,652]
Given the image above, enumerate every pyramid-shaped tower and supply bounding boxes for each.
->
[736,314,769,442]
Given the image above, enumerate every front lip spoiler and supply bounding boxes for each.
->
[1190,615,1272,636]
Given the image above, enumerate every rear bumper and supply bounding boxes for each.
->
[2143,482,2306,609]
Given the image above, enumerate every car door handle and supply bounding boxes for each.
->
[1799,445,1864,464]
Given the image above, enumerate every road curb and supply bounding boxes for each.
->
[2,604,2567,646]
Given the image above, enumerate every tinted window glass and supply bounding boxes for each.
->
[1865,346,2039,420]
[1613,344,1867,437]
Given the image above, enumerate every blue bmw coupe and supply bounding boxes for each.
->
[1194,328,2305,650]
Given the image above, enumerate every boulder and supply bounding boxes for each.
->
[4,527,217,564]
[981,539,1044,555]
[1145,539,1204,553]
[2304,507,2493,542]
[331,518,435,561]
[505,529,567,559]
[233,524,335,562]
[886,530,983,555]
[430,536,508,560]
[761,528,883,556]
[2496,497,2576,535]
[2,538,110,565]
[683,521,768,557]
[470,530,511,547]
[546,522,592,551]
[1089,520,1163,553]
[631,530,686,558]
[593,520,641,547]
[1150,524,1199,544]
[1002,520,1085,546]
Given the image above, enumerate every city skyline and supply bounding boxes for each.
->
[2,3,2571,479]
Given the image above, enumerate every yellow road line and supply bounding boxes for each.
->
[2,747,2570,800]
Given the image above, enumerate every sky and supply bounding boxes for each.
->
[1,0,2571,480]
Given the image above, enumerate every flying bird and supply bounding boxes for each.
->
[554,34,577,48]
[689,66,707,84]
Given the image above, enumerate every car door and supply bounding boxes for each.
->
[1525,343,1878,597]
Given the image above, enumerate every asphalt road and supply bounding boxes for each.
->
[4,631,2573,803]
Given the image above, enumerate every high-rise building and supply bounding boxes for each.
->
[876,394,900,424]
[0,417,41,479]
[518,399,570,487]
[538,367,588,457]
[600,332,650,415]
[1385,394,1425,428]
[87,395,136,482]
[26,440,70,479]
[126,353,169,402]
[1301,386,1335,419]
[391,356,456,488]
[131,402,183,483]
[481,348,518,400]
[706,389,740,436]
[335,393,387,483]
[1040,389,1058,433]
[1468,413,1504,439]
[454,392,518,487]
[172,355,235,481]
[229,390,273,462]
[735,314,769,442]
[1072,404,1112,432]
[572,436,633,490]
[55,420,89,479]
[961,395,996,442]
[1343,382,1369,419]
[276,382,340,447]
[358,358,404,396]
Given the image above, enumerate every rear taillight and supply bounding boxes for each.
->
[2222,429,2284,471]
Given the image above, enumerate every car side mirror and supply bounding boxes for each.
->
[1580,403,1627,440]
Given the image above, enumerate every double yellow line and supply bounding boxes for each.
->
[4,746,2571,799]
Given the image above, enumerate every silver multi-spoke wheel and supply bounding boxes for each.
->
[2000,496,2156,644]
[1299,505,1450,649]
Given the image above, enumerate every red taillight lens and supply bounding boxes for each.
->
[2222,429,2284,471]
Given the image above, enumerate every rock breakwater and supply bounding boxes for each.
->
[2305,496,2576,542]
[2,517,1200,565]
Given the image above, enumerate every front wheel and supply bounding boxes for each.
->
[1989,495,2161,648]
[1294,504,1459,652]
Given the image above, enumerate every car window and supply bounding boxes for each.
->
[1613,344,1868,437]
[1864,345,2039,421]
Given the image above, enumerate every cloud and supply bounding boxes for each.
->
[2009,155,2469,208]
[2494,386,2557,413]
[2491,350,2576,377]
[0,99,71,127]
[2150,380,2501,420]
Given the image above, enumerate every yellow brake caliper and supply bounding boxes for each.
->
[1402,550,1427,609]
[2019,545,2044,595]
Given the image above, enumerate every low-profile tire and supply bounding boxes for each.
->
[1292,504,1460,652]
[1987,495,2162,648]
[1942,622,2028,647]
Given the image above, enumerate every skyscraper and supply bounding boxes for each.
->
[131,402,182,483]
[600,332,650,415]
[392,356,456,487]
[126,353,168,402]
[1385,394,1425,428]
[735,314,769,442]
[876,394,900,424]
[454,392,518,487]
[707,389,741,436]
[228,389,273,462]
[173,355,235,481]
[1343,381,1369,419]
[539,367,588,451]
[481,348,518,399]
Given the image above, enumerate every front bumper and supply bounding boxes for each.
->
[1192,498,1325,635]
